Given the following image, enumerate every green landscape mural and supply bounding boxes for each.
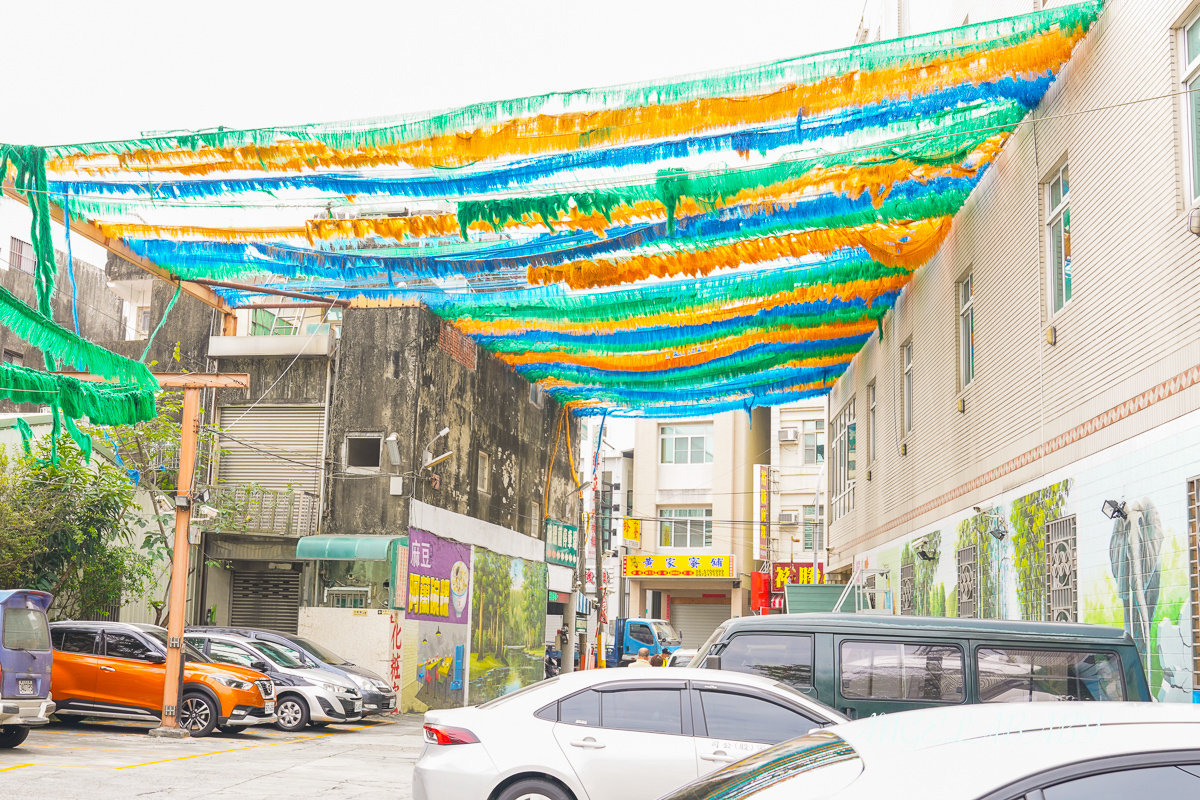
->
[468,548,547,704]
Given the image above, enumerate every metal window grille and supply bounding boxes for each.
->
[900,562,915,615]
[957,545,978,619]
[1045,515,1078,623]
[8,237,35,274]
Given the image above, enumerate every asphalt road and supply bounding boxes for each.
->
[0,714,425,799]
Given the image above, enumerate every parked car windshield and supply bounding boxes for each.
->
[3,608,50,651]
[250,640,305,668]
[144,630,207,662]
[690,620,733,666]
[652,621,683,645]
[289,636,352,666]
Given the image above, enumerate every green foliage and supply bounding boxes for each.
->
[1008,480,1071,621]
[0,436,153,620]
[900,531,942,616]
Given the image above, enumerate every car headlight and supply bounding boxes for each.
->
[317,681,348,694]
[372,678,391,691]
[347,673,371,690]
[213,675,254,691]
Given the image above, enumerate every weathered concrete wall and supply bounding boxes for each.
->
[0,250,126,413]
[99,254,215,372]
[325,306,581,541]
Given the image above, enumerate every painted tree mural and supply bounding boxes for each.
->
[900,530,944,616]
[1009,479,1072,621]
[955,513,1005,619]
[1108,499,1163,668]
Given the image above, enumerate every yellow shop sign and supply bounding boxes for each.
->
[625,554,735,578]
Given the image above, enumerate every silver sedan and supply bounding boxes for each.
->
[413,667,845,800]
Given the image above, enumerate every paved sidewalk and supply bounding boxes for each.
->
[0,714,425,799]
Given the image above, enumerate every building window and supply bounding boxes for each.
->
[477,451,491,494]
[659,423,713,464]
[959,273,975,388]
[803,420,825,464]
[7,238,35,274]
[531,501,541,539]
[1184,14,1200,201]
[658,507,712,548]
[831,400,856,521]
[345,435,381,469]
[2,350,23,368]
[1047,163,1071,313]
[867,382,876,464]
[902,340,914,435]
[803,504,825,551]
[529,383,546,408]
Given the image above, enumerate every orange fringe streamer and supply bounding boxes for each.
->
[50,32,1079,175]
[453,272,910,337]
[529,217,953,289]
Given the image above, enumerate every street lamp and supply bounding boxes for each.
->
[422,427,452,469]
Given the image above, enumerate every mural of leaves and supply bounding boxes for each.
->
[1008,479,1072,621]
[900,530,942,616]
[955,513,1005,619]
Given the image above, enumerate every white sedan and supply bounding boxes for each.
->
[414,667,845,800]
[661,701,1200,800]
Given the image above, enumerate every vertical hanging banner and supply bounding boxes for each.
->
[754,465,770,561]
[622,517,642,549]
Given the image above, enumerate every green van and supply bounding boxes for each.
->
[692,613,1150,718]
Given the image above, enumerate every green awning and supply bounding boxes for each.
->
[295,535,407,561]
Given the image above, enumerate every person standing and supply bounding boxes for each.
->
[629,647,653,668]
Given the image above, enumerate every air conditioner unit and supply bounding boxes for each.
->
[778,512,800,525]
[778,429,799,443]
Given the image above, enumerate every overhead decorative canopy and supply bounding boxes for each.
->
[1,2,1101,420]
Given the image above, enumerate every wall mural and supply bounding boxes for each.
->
[406,528,471,710]
[862,420,1197,703]
[469,548,548,705]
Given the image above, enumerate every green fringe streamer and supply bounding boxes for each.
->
[0,145,58,339]
[64,413,93,462]
[45,2,1101,158]
[0,360,157,427]
[14,417,33,456]
[0,283,159,389]
[141,283,182,362]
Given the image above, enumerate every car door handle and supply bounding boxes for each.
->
[99,666,115,673]
[570,738,606,749]
[700,751,737,763]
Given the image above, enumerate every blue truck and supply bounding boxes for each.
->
[0,590,56,748]
[609,617,683,665]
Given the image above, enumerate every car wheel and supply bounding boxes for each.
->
[178,693,218,737]
[274,695,309,733]
[0,726,30,748]
[496,778,571,800]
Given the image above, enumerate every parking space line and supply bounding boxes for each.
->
[0,764,31,772]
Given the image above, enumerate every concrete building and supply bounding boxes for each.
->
[626,410,770,647]
[827,0,1200,703]
[766,398,830,608]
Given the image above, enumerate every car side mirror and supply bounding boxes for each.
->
[251,661,270,673]
[704,654,721,670]
[145,652,166,664]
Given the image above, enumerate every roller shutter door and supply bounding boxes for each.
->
[670,603,732,649]
[216,405,325,492]
[230,571,301,633]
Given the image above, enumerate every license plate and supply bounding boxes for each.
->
[385,698,395,709]
[264,701,275,714]
[17,680,34,695]
[353,700,362,712]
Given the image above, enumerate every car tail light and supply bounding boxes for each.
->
[423,724,479,745]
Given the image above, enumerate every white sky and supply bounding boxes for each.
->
[3,0,950,147]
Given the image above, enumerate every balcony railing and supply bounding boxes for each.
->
[206,484,319,537]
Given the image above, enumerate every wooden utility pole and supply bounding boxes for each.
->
[63,372,250,736]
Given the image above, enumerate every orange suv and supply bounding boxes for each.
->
[49,621,276,736]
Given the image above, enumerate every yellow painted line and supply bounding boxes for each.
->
[0,764,31,772]
[116,730,338,769]
[19,744,134,752]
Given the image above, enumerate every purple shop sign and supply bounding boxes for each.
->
[407,528,472,624]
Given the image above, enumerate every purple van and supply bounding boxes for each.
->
[0,590,56,748]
